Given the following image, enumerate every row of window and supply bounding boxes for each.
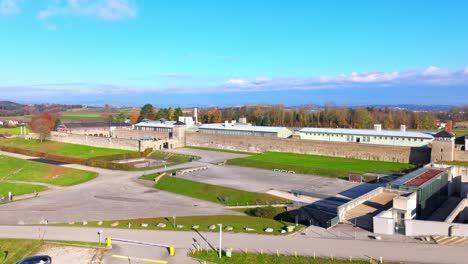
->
[136,126,172,132]
[303,132,425,142]
[199,129,275,137]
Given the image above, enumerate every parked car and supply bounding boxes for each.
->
[15,255,52,264]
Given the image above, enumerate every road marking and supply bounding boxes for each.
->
[112,255,168,263]
[432,236,468,246]
[450,237,466,246]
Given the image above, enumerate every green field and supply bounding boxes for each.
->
[191,250,390,264]
[139,168,190,181]
[148,175,290,206]
[0,138,134,159]
[0,155,97,186]
[226,152,417,177]
[0,127,23,135]
[185,146,256,155]
[61,215,302,235]
[0,239,104,264]
[0,182,47,197]
[61,113,103,122]
[453,128,468,145]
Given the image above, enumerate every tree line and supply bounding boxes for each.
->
[196,105,468,129]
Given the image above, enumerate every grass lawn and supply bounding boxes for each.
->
[191,250,391,264]
[0,127,24,135]
[439,160,468,167]
[226,152,417,177]
[0,239,104,264]
[150,151,200,164]
[138,168,190,181]
[0,182,47,197]
[0,138,134,159]
[0,155,97,186]
[60,113,104,122]
[149,176,290,206]
[185,146,256,155]
[453,127,468,145]
[61,215,302,235]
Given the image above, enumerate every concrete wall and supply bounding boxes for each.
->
[393,192,417,219]
[113,129,170,140]
[373,210,395,235]
[454,150,468,161]
[338,187,385,222]
[405,219,468,236]
[185,132,431,164]
[445,199,467,223]
[431,140,455,162]
[49,132,140,151]
[430,164,468,198]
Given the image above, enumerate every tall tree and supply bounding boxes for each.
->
[174,107,183,121]
[130,110,140,124]
[138,104,155,122]
[31,113,54,141]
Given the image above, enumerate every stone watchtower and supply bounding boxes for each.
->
[172,121,186,145]
[431,131,455,163]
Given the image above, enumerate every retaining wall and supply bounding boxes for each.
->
[405,219,468,236]
[185,132,431,164]
[50,132,140,151]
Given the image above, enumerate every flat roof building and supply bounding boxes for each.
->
[299,124,434,147]
[388,168,449,220]
[198,122,293,138]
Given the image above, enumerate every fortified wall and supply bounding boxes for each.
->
[454,150,468,162]
[50,132,141,151]
[185,132,431,164]
[113,129,170,140]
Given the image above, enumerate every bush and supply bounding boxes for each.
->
[246,206,287,219]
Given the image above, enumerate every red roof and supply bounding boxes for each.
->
[404,169,443,187]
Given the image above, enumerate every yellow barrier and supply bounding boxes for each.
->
[106,237,112,248]
[169,246,175,256]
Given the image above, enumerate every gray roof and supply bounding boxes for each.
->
[135,122,174,128]
[199,124,289,133]
[299,127,434,139]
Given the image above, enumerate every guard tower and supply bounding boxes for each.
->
[431,131,455,162]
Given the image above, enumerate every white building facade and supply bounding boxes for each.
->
[299,125,434,147]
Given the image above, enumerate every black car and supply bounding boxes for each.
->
[16,255,52,264]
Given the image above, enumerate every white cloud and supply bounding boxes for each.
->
[225,79,250,87]
[1,66,467,98]
[38,0,137,21]
[422,66,449,77]
[0,0,20,16]
[222,66,468,92]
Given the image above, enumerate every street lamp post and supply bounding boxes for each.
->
[218,224,222,258]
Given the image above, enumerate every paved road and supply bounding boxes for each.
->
[0,225,465,264]
[0,151,239,225]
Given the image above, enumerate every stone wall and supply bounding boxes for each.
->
[113,129,170,140]
[455,150,468,161]
[185,132,431,164]
[50,132,141,151]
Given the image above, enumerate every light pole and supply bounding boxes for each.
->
[218,224,222,258]
[98,230,103,246]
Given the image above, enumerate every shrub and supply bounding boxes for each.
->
[246,206,287,219]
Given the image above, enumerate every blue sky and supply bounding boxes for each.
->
[0,0,467,106]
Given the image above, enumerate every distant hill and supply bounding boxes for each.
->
[0,101,24,111]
